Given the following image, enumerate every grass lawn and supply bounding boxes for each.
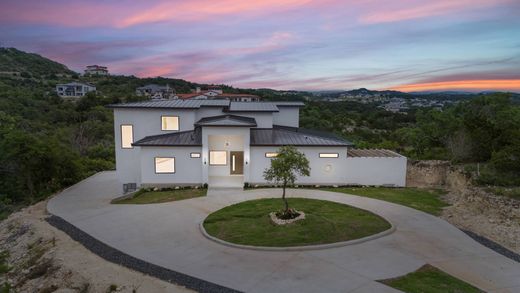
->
[324,187,449,215]
[379,264,483,293]
[203,198,391,247]
[112,188,206,204]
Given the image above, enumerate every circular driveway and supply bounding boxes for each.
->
[48,171,520,293]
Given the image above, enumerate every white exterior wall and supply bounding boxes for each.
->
[202,127,250,183]
[139,146,202,185]
[272,107,299,127]
[249,146,348,185]
[195,107,225,120]
[114,108,197,185]
[229,112,273,128]
[345,156,407,187]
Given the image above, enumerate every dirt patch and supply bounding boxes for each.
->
[407,160,520,255]
[441,187,520,254]
[0,200,193,293]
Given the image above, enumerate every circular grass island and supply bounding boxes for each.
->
[202,198,392,248]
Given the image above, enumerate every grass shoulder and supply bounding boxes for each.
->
[325,187,448,215]
[379,264,483,293]
[203,198,391,247]
[112,187,206,204]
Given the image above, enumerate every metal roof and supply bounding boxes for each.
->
[347,149,402,157]
[250,126,352,146]
[133,129,202,146]
[194,115,257,127]
[227,102,279,112]
[273,101,305,107]
[107,99,230,109]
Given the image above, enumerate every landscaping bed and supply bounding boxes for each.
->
[112,187,206,204]
[203,198,391,247]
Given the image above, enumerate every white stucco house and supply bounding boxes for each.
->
[108,100,407,190]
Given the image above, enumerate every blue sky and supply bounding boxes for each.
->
[1,0,519,92]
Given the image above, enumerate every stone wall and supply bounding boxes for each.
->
[406,160,451,188]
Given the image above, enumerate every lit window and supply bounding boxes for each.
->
[209,151,227,165]
[121,125,133,149]
[265,152,279,158]
[155,157,175,173]
[190,152,201,158]
[161,116,179,131]
[319,153,339,158]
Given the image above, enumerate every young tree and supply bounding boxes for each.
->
[263,146,310,215]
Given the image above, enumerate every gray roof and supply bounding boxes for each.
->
[250,126,352,146]
[107,100,304,111]
[133,125,351,147]
[107,99,230,109]
[273,101,305,107]
[347,149,402,157]
[226,102,279,112]
[133,129,202,146]
[195,115,257,127]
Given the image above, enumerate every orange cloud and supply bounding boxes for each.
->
[359,0,512,24]
[388,79,520,92]
[117,0,313,27]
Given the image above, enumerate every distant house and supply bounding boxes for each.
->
[176,87,261,102]
[135,84,176,100]
[56,82,96,98]
[84,65,109,76]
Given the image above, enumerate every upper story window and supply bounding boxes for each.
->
[161,116,179,131]
[121,124,133,149]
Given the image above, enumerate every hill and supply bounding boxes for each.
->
[0,47,75,78]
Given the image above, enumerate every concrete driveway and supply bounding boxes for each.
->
[48,171,520,293]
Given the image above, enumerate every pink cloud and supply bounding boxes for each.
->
[116,0,314,27]
[359,0,513,24]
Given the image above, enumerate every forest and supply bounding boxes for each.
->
[0,48,519,219]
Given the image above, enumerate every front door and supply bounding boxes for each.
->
[230,151,244,175]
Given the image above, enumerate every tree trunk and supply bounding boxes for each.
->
[282,180,289,213]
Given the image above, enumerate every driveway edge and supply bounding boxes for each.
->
[46,215,242,293]
[199,221,396,251]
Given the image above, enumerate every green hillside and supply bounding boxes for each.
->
[0,47,75,78]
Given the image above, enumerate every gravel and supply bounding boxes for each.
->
[462,229,520,263]
[46,215,242,293]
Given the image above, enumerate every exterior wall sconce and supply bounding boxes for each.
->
[204,160,207,165]
[245,160,248,165]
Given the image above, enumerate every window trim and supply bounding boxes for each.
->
[209,150,227,166]
[161,115,180,131]
[265,152,279,158]
[154,157,176,174]
[190,152,201,158]
[319,153,339,158]
[120,124,134,149]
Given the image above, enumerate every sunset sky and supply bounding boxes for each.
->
[1,0,519,92]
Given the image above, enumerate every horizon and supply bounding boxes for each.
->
[1,0,519,92]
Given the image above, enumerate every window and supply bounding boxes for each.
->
[121,125,133,149]
[209,151,227,165]
[265,152,279,158]
[155,157,175,173]
[190,152,201,158]
[319,153,339,158]
[161,116,179,131]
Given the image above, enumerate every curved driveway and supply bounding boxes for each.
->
[48,171,520,293]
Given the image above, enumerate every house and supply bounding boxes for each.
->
[107,100,407,190]
[56,82,96,98]
[136,84,176,100]
[84,65,109,76]
[176,87,261,102]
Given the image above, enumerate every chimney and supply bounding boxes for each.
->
[196,87,201,93]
